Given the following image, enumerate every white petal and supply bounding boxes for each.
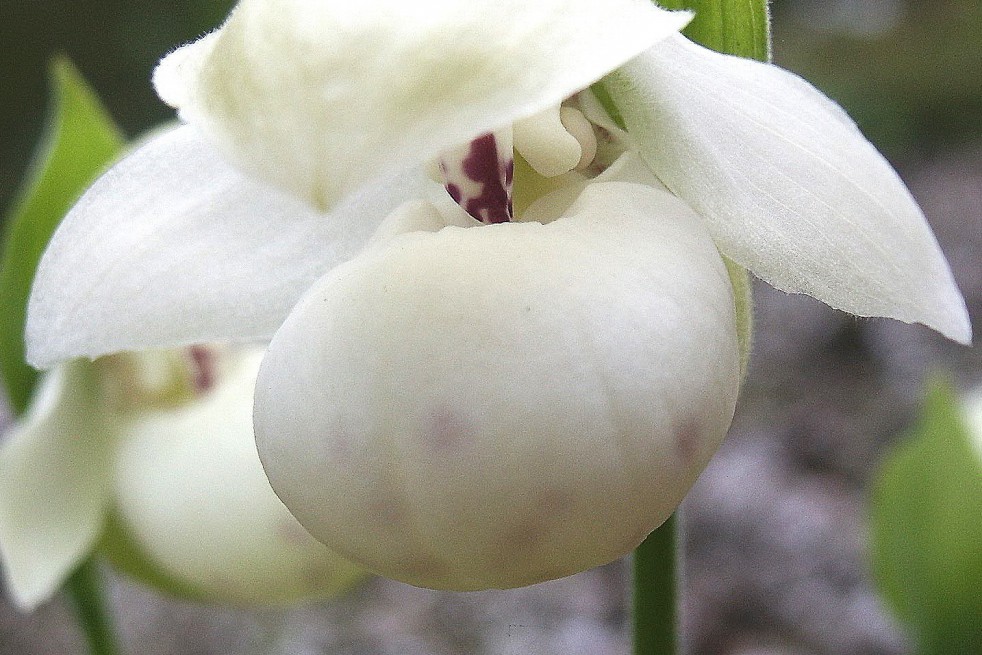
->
[255,181,740,590]
[368,199,480,247]
[0,363,114,610]
[26,126,432,369]
[609,36,971,343]
[154,0,691,209]
[112,349,363,604]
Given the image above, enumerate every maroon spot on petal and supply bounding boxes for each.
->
[491,489,569,563]
[427,408,471,453]
[451,133,513,224]
[461,134,498,181]
[326,425,354,464]
[674,421,702,467]
[367,477,411,529]
[493,515,547,558]
[446,182,462,204]
[187,345,215,393]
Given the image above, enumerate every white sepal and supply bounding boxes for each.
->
[154,0,691,209]
[255,181,740,590]
[609,35,971,344]
[0,363,115,610]
[26,125,432,369]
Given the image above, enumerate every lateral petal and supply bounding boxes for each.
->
[0,363,114,610]
[26,126,431,369]
[609,36,970,343]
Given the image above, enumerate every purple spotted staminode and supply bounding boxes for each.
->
[440,132,514,224]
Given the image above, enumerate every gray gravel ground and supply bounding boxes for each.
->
[1,143,979,654]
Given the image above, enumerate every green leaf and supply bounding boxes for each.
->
[870,380,982,655]
[655,0,770,62]
[0,58,125,415]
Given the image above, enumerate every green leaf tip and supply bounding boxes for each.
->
[870,378,982,655]
[654,0,771,62]
[0,58,125,415]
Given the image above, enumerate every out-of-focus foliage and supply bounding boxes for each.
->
[0,0,234,213]
[0,60,124,414]
[773,0,982,160]
[870,381,982,655]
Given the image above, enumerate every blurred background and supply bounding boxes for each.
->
[0,0,980,653]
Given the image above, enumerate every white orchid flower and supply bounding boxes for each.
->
[0,346,364,611]
[23,0,969,591]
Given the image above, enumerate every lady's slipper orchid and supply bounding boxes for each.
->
[22,0,970,590]
[0,347,364,610]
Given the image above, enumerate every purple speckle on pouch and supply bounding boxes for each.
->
[443,133,514,224]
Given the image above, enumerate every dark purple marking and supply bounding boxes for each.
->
[427,408,470,453]
[675,421,702,467]
[445,133,514,224]
[462,134,512,223]
[187,345,216,393]
[446,183,462,204]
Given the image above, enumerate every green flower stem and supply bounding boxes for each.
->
[633,513,678,655]
[657,0,771,61]
[629,2,770,655]
[65,559,120,655]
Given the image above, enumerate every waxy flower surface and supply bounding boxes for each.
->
[24,0,969,590]
[0,347,364,610]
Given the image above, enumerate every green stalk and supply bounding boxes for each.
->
[629,2,770,654]
[65,560,120,655]
[633,514,679,655]
[657,0,771,62]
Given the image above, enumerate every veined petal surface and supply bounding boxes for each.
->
[609,36,971,343]
[26,126,431,369]
[0,363,114,610]
[154,0,691,209]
